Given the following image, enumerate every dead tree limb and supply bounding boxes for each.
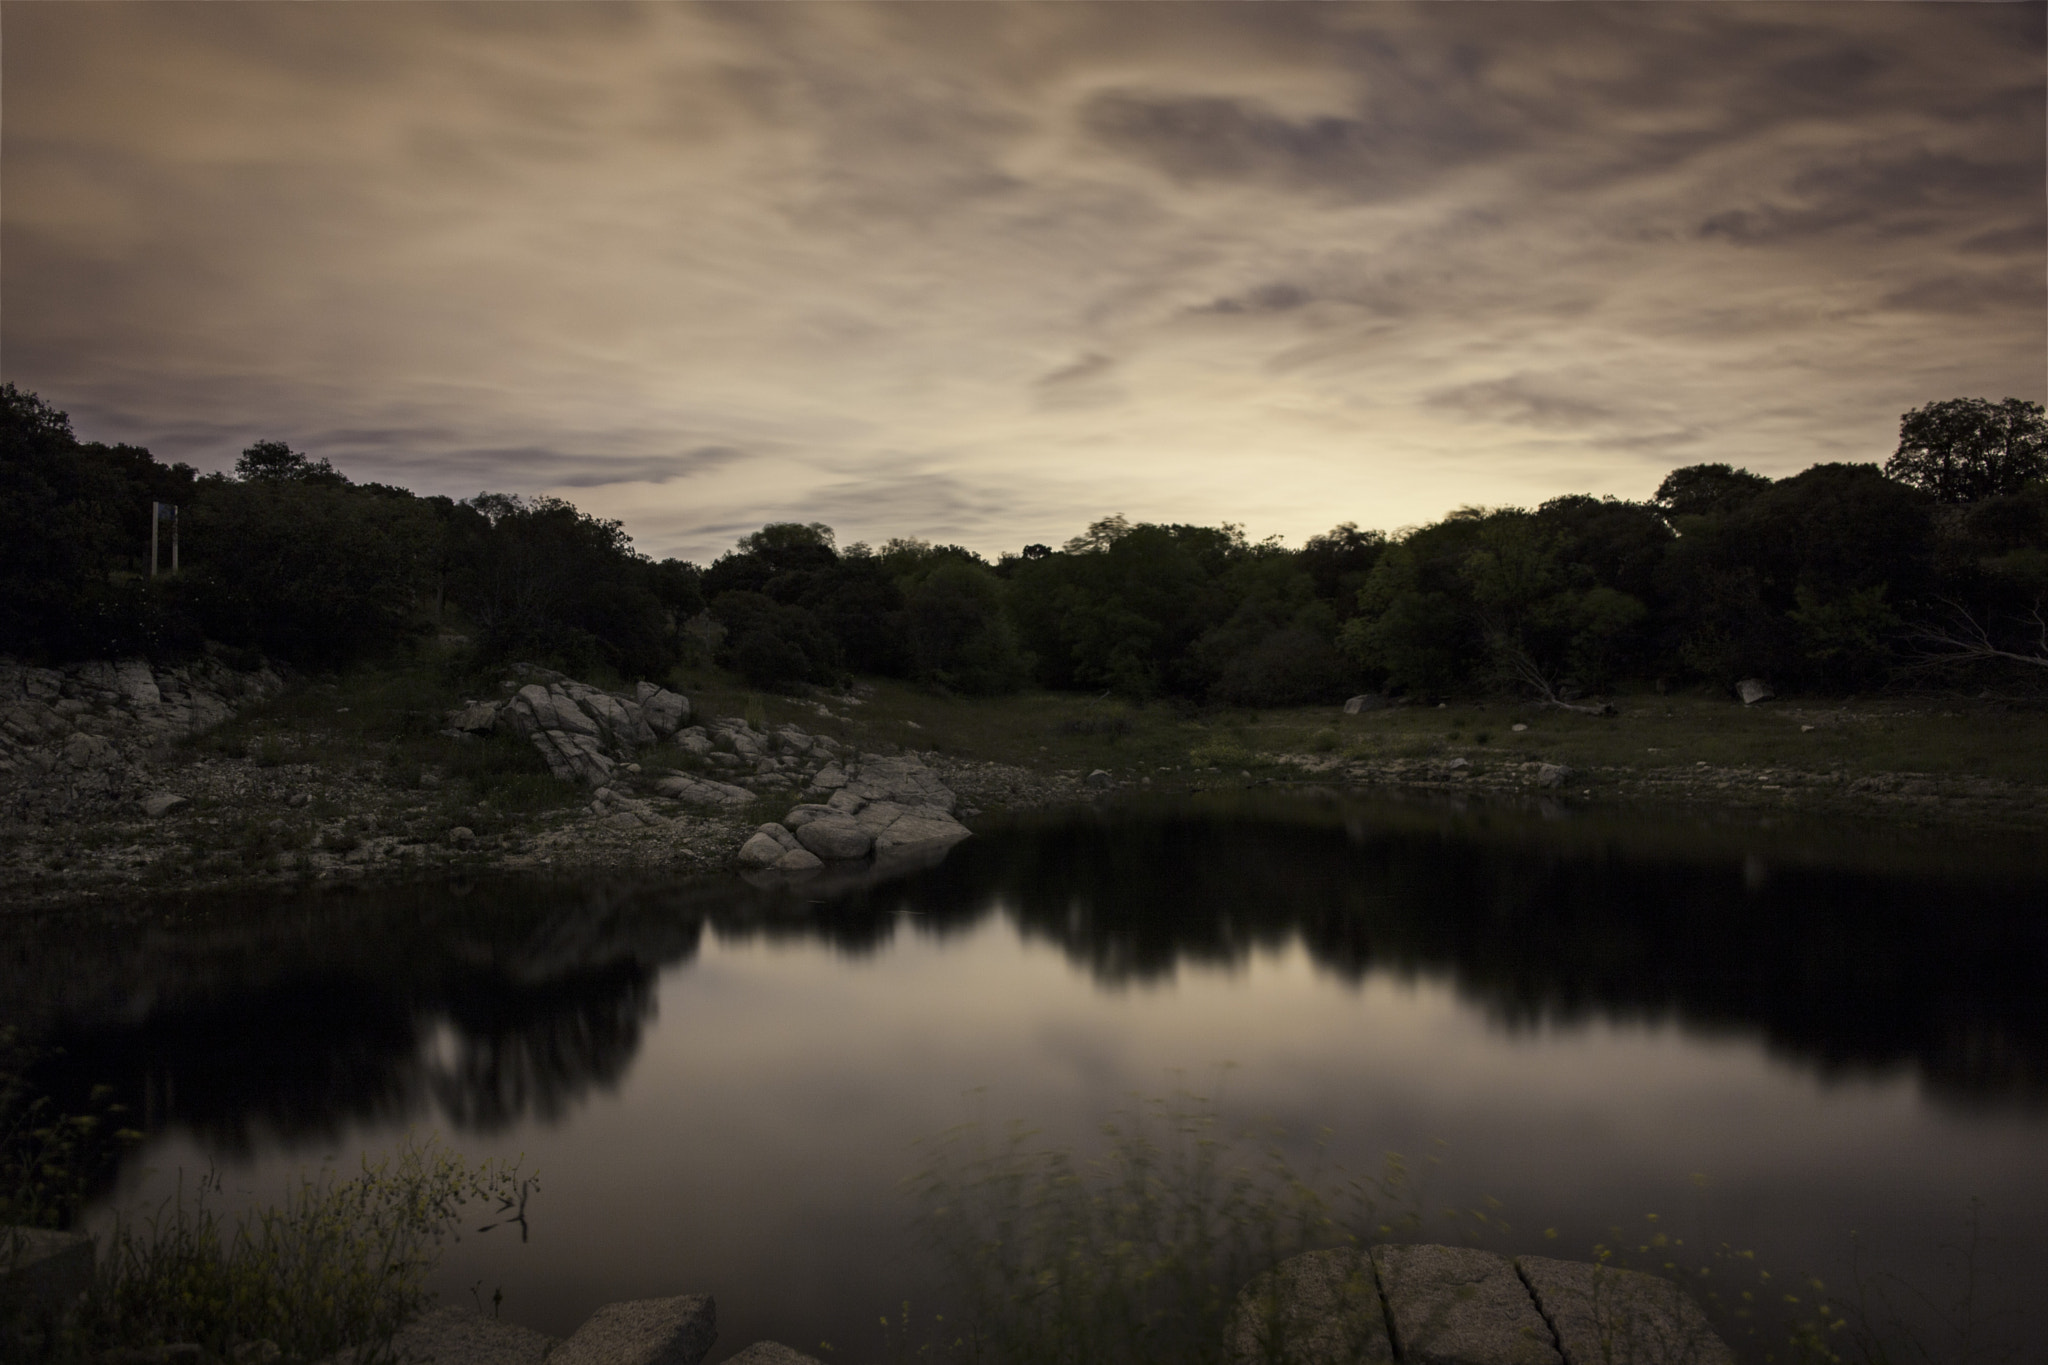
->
[1906,598,2048,673]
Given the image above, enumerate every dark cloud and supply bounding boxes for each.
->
[1195,283,1313,316]
[2,2,2040,552]
[1079,90,1512,204]
[1036,353,1117,388]
[1425,376,1622,432]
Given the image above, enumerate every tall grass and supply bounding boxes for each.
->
[900,1091,1420,1365]
[5,1133,535,1364]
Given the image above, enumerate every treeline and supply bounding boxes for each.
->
[3,382,2043,701]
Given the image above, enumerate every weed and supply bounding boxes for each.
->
[1189,739,1253,770]
[904,1091,1420,1365]
[13,1140,537,1364]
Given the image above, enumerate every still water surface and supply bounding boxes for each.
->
[14,794,2047,1360]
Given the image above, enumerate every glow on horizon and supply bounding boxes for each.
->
[3,2,2041,564]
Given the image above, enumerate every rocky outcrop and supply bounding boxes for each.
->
[0,654,286,825]
[0,656,283,776]
[740,752,970,877]
[448,676,692,788]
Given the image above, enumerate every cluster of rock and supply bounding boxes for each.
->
[0,656,284,777]
[738,753,971,875]
[446,675,692,787]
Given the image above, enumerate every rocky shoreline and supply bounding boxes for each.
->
[3,655,2042,913]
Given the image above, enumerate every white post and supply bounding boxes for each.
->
[151,502,161,577]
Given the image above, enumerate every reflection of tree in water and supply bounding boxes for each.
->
[427,963,655,1131]
[823,800,2048,1108]
[15,804,2048,1172]
[19,877,716,1156]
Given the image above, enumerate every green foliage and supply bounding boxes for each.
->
[4,380,2042,696]
[1884,398,2047,505]
[18,1141,536,1364]
[0,1030,142,1230]
[183,477,441,668]
[453,493,681,680]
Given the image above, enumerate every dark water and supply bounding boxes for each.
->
[9,793,2047,1360]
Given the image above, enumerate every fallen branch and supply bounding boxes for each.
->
[1906,598,2048,673]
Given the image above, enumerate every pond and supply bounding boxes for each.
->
[9,792,2047,1361]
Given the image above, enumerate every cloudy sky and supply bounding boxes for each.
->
[4,3,2042,563]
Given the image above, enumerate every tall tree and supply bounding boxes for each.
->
[1884,398,2046,504]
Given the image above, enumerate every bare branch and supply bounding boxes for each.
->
[1905,597,2048,672]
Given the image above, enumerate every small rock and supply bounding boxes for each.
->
[448,826,476,847]
[141,792,188,818]
[1801,724,1815,732]
[1736,677,1775,705]
[1511,723,1528,732]
[1447,757,1470,770]
[1342,694,1386,715]
[287,791,312,808]
[1086,769,1113,789]
[1537,763,1572,789]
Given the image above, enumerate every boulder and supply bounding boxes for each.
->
[1537,763,1572,789]
[550,1294,717,1365]
[1225,1247,1392,1365]
[675,731,714,757]
[531,730,617,787]
[795,815,874,861]
[654,775,756,808]
[737,832,788,870]
[1371,1244,1560,1365]
[446,701,503,734]
[723,1347,822,1365]
[780,803,836,829]
[384,1303,557,1365]
[1343,694,1387,715]
[843,754,958,813]
[141,792,188,818]
[825,789,866,815]
[61,732,120,770]
[114,659,161,708]
[1736,678,1774,705]
[1086,769,1113,789]
[772,847,824,874]
[1515,1255,1735,1365]
[640,688,690,737]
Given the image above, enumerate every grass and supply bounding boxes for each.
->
[9,1141,535,1365]
[675,675,2048,794]
[898,1089,1424,1365]
[896,1092,2029,1365]
[5,1032,536,1363]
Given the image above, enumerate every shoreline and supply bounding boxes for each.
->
[5,655,2044,915]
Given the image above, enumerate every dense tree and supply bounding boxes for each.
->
[451,494,681,679]
[1884,398,2046,504]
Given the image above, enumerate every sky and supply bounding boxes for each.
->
[4,2,2043,565]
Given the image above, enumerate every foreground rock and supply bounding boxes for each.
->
[1227,1245,1733,1365]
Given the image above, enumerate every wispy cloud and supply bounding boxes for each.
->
[3,2,2039,559]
